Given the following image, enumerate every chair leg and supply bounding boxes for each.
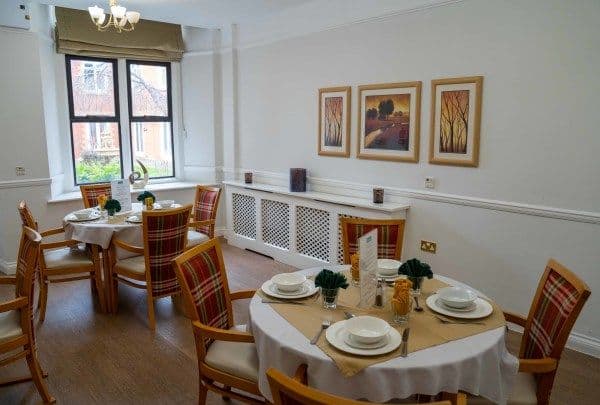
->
[198,382,208,405]
[25,350,55,403]
[38,279,49,323]
[222,385,231,401]
[94,270,106,313]
[146,294,156,331]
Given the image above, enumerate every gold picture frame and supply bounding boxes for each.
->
[318,86,351,157]
[357,81,421,163]
[429,76,483,167]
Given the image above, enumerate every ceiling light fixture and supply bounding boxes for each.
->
[88,0,140,33]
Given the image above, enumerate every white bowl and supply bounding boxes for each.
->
[437,286,477,309]
[345,316,391,344]
[271,273,307,292]
[73,211,91,220]
[377,259,401,276]
[156,200,175,209]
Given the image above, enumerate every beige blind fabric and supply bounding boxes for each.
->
[55,7,184,62]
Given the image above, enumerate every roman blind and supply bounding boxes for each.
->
[55,7,184,62]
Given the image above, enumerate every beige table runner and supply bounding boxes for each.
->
[259,277,506,377]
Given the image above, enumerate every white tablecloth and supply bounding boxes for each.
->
[248,265,518,404]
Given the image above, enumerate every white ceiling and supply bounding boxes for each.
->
[42,0,315,28]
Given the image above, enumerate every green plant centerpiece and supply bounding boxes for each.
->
[314,269,349,309]
[137,191,156,204]
[398,258,433,295]
[104,199,122,217]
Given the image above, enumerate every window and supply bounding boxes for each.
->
[127,60,174,179]
[66,56,123,185]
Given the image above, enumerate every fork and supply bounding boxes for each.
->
[310,320,331,345]
[435,315,486,325]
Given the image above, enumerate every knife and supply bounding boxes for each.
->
[401,327,410,357]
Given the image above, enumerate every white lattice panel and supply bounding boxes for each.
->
[296,206,330,261]
[337,214,363,264]
[261,199,290,249]
[232,193,256,239]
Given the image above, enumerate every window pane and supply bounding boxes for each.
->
[131,122,173,177]
[69,60,116,117]
[129,63,169,117]
[72,122,122,184]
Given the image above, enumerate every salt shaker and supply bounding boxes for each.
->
[374,280,384,307]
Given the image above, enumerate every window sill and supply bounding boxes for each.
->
[47,181,212,204]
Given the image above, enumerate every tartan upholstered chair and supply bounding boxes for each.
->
[173,238,262,404]
[80,183,112,208]
[18,201,105,321]
[267,365,461,405]
[187,185,222,248]
[470,259,590,405]
[0,227,55,403]
[340,217,406,264]
[110,205,192,330]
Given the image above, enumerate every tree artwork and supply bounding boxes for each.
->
[439,90,469,154]
[318,87,350,157]
[323,96,343,147]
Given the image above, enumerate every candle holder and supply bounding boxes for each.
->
[244,172,253,184]
[373,187,384,204]
[290,168,307,192]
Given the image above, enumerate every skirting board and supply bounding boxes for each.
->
[0,258,17,275]
[507,324,600,359]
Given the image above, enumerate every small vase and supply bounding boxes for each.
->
[408,276,425,296]
[321,288,340,310]
[107,209,116,217]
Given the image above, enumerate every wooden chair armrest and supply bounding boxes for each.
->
[518,357,558,373]
[0,276,17,285]
[112,239,145,255]
[293,364,308,384]
[40,239,80,250]
[503,310,528,327]
[192,321,255,343]
[188,219,215,228]
[229,289,256,301]
[40,226,65,237]
[0,297,28,313]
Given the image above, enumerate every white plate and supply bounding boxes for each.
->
[426,294,493,319]
[153,203,182,210]
[326,320,402,356]
[126,215,143,224]
[377,273,403,281]
[66,212,101,222]
[435,298,476,312]
[344,334,389,350]
[261,279,317,300]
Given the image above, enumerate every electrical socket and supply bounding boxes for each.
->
[15,166,26,176]
[420,240,437,254]
[425,177,435,189]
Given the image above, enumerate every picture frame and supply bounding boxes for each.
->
[429,76,483,167]
[318,86,351,157]
[357,81,421,162]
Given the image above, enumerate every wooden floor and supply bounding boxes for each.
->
[0,241,597,404]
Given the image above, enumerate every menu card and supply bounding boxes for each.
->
[110,179,132,212]
[358,229,378,308]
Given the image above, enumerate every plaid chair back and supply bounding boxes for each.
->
[15,227,42,315]
[175,241,231,351]
[143,206,192,297]
[18,201,38,230]
[521,261,590,360]
[193,186,221,237]
[341,218,405,264]
[80,183,112,208]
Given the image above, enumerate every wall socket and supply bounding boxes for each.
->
[420,240,437,253]
[15,166,26,176]
[425,177,435,189]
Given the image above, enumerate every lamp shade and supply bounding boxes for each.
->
[126,11,140,24]
[110,5,126,19]
[88,5,103,19]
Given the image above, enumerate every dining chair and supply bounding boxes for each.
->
[80,183,112,208]
[187,185,222,248]
[18,201,105,321]
[340,217,406,264]
[0,226,55,403]
[267,364,461,405]
[110,205,192,330]
[173,238,263,404]
[470,259,591,405]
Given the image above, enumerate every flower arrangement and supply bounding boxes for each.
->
[137,191,156,203]
[104,199,122,216]
[314,269,349,309]
[398,258,432,293]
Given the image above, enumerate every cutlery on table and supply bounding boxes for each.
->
[344,311,356,319]
[310,320,331,345]
[413,296,424,312]
[401,327,410,357]
[434,315,485,325]
[261,299,305,305]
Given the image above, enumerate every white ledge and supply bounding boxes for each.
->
[48,181,208,204]
[223,181,410,213]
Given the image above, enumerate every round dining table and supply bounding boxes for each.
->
[248,265,518,404]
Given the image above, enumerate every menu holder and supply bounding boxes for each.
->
[358,229,378,308]
[110,179,132,212]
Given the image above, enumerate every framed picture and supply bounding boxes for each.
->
[429,76,483,167]
[318,86,351,157]
[357,81,421,162]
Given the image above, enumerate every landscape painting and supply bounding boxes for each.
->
[358,82,421,162]
[318,86,350,157]
[429,76,483,167]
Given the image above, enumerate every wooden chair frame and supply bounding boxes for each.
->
[0,227,55,403]
[18,201,105,321]
[79,183,112,208]
[173,238,264,404]
[502,259,591,404]
[267,364,462,405]
[340,217,406,264]
[110,205,192,330]
[188,185,222,241]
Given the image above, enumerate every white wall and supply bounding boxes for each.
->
[233,0,600,352]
